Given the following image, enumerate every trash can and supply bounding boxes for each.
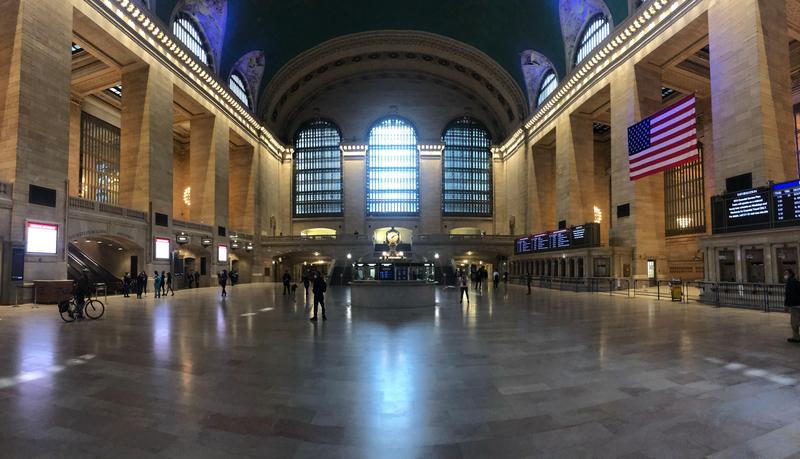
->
[669,279,682,302]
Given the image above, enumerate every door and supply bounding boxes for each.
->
[130,256,138,275]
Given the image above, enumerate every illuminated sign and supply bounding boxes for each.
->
[154,237,170,260]
[514,223,600,255]
[710,181,800,233]
[26,222,58,254]
[217,244,228,262]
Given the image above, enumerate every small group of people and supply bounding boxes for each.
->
[122,271,174,299]
[284,269,328,321]
[186,270,201,289]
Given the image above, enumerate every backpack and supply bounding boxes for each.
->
[58,300,70,313]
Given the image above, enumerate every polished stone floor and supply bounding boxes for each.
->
[1,283,800,458]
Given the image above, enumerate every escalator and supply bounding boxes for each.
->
[67,243,123,292]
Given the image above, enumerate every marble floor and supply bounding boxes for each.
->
[1,283,800,458]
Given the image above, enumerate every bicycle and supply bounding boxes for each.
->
[58,294,105,322]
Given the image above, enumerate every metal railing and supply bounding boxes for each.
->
[173,219,213,234]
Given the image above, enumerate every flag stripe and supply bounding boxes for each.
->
[630,150,699,179]
[651,107,695,135]
[651,101,694,128]
[651,118,695,143]
[630,142,698,173]
[648,94,695,123]
[630,129,697,163]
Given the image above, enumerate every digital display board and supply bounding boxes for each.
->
[26,222,58,254]
[154,237,170,260]
[514,223,601,255]
[711,180,800,234]
[773,180,800,226]
[217,244,228,262]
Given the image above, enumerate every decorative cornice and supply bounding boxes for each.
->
[91,0,290,159]
[498,0,700,158]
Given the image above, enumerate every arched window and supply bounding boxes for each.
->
[229,72,250,108]
[172,14,211,66]
[575,14,610,66]
[366,117,419,216]
[293,119,343,217]
[537,70,558,107]
[442,117,492,216]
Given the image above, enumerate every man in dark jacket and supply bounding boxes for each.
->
[282,270,291,295]
[786,269,800,342]
[310,271,327,322]
[122,272,131,297]
[74,270,91,319]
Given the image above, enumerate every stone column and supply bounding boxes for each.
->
[342,145,367,236]
[188,114,229,228]
[709,0,794,190]
[556,114,595,227]
[229,143,256,234]
[419,145,443,234]
[120,64,173,216]
[609,62,666,279]
[68,98,82,197]
[531,144,556,233]
[493,155,507,234]
[0,0,72,281]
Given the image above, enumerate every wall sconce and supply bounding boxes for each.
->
[245,243,254,252]
[201,237,212,247]
[230,240,241,250]
[176,232,189,245]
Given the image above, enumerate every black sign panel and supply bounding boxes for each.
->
[711,187,771,234]
[514,223,601,254]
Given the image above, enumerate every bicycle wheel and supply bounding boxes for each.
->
[84,299,105,320]
[60,300,76,323]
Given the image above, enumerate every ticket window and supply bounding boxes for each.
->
[718,249,736,282]
[577,258,585,278]
[569,259,576,277]
[744,248,765,283]
[776,247,798,282]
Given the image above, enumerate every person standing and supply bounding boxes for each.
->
[302,272,310,298]
[165,272,175,296]
[122,272,131,298]
[310,271,327,321]
[153,271,162,298]
[459,272,469,304]
[503,271,509,287]
[785,269,800,343]
[493,270,500,289]
[188,271,194,289]
[218,269,228,297]
[194,270,200,288]
[526,272,532,295]
[142,271,148,295]
[160,271,167,296]
[282,270,291,295]
[135,271,144,298]
[73,270,91,320]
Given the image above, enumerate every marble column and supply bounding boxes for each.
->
[609,62,666,278]
[556,114,595,227]
[709,0,794,189]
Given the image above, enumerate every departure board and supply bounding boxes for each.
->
[711,187,771,233]
[773,180,800,226]
[514,223,601,254]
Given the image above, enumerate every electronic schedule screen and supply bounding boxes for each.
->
[772,180,800,226]
[711,180,800,233]
[514,223,601,254]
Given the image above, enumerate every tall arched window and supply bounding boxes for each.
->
[442,117,492,217]
[172,14,211,66]
[366,117,419,216]
[575,14,610,66]
[293,119,343,217]
[229,72,250,108]
[537,70,558,107]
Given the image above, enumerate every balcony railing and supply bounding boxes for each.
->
[68,196,147,222]
[173,219,213,234]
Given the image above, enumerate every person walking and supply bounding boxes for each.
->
[218,269,228,297]
[282,270,291,295]
[160,271,167,296]
[785,269,800,343]
[142,270,148,295]
[194,270,200,288]
[526,272,532,295]
[135,271,145,298]
[122,272,131,298]
[302,272,310,298]
[310,271,327,321]
[165,272,175,296]
[459,272,470,304]
[493,270,500,290]
[153,271,162,298]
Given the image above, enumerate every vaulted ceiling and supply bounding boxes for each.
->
[153,0,630,95]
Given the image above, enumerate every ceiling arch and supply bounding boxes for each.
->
[261,31,528,142]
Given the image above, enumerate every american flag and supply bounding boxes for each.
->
[628,94,699,181]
